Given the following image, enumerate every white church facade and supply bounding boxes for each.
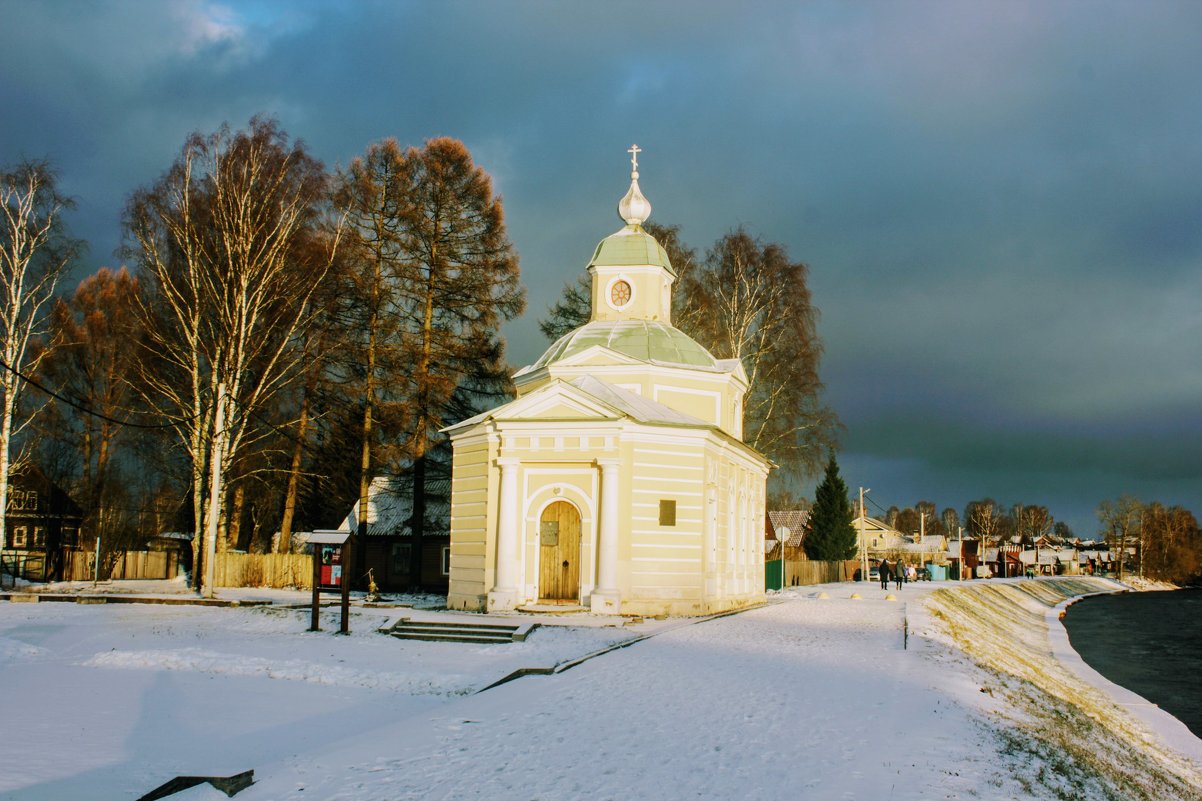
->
[444,148,770,617]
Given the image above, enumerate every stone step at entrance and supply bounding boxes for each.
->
[379,617,533,644]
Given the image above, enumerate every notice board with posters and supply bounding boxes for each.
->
[307,529,352,633]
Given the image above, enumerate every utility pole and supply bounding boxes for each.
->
[859,487,869,583]
[958,526,963,581]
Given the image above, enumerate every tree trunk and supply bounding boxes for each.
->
[277,387,311,554]
[355,277,380,590]
[226,483,245,552]
[408,262,436,589]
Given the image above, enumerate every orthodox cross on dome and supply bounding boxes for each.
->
[618,144,651,226]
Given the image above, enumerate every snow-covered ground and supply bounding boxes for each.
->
[2,577,1199,800]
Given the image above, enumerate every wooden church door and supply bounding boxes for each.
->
[539,501,581,603]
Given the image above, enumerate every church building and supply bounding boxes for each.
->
[444,147,770,617]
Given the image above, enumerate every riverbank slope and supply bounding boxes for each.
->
[916,577,1202,800]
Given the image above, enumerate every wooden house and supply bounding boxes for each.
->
[767,510,811,587]
[2,467,84,582]
[340,476,451,593]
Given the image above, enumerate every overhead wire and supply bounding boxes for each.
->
[0,356,187,430]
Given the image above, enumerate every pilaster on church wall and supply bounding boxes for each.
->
[446,429,501,610]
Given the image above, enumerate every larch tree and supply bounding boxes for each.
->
[123,117,340,596]
[0,160,78,582]
[393,137,523,586]
[38,267,143,561]
[1141,503,1200,583]
[331,139,418,569]
[804,453,857,561]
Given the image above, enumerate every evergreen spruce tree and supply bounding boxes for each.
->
[805,453,857,560]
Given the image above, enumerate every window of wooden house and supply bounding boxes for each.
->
[390,543,411,575]
[441,546,451,576]
[659,499,677,526]
[12,526,26,548]
[32,527,45,547]
[62,527,78,547]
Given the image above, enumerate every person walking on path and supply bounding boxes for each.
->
[895,562,904,590]
[879,558,891,590]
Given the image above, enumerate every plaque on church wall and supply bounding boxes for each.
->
[540,521,559,545]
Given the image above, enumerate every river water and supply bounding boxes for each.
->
[1063,588,1202,739]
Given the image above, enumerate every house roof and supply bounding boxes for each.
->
[851,515,904,536]
[768,510,810,548]
[340,476,451,538]
[569,375,709,426]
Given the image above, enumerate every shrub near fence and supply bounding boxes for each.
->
[214,552,312,590]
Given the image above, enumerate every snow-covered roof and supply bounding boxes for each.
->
[340,476,450,538]
[447,374,713,434]
[568,375,708,427]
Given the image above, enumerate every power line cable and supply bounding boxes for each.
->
[0,356,187,430]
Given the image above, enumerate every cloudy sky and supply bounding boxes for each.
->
[2,0,1199,535]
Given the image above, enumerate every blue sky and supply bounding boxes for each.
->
[2,0,1200,535]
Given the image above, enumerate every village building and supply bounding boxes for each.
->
[766,509,810,588]
[2,466,84,582]
[339,475,451,593]
[444,147,770,616]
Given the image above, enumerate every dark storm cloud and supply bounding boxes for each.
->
[1,0,1199,534]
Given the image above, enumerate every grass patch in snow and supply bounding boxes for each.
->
[925,578,1202,801]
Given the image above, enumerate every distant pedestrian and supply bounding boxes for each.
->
[895,563,903,590]
[879,559,891,590]
[906,564,917,583]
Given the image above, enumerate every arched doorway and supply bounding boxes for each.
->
[539,500,581,604]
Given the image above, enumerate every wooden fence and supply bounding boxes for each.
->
[60,550,182,582]
[213,552,312,590]
[783,559,855,587]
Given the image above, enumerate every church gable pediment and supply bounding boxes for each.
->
[492,382,624,423]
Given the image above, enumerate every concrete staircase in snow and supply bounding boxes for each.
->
[379,616,533,644]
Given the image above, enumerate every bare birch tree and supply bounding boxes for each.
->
[965,498,1003,548]
[0,161,77,582]
[675,228,838,483]
[124,118,340,596]
[1096,495,1143,581]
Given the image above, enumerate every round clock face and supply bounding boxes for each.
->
[610,280,632,306]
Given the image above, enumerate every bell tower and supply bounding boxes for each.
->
[588,145,675,324]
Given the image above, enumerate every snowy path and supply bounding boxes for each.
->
[244,591,1020,801]
[5,580,1198,800]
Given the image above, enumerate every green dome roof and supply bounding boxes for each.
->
[589,226,675,277]
[532,320,720,370]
